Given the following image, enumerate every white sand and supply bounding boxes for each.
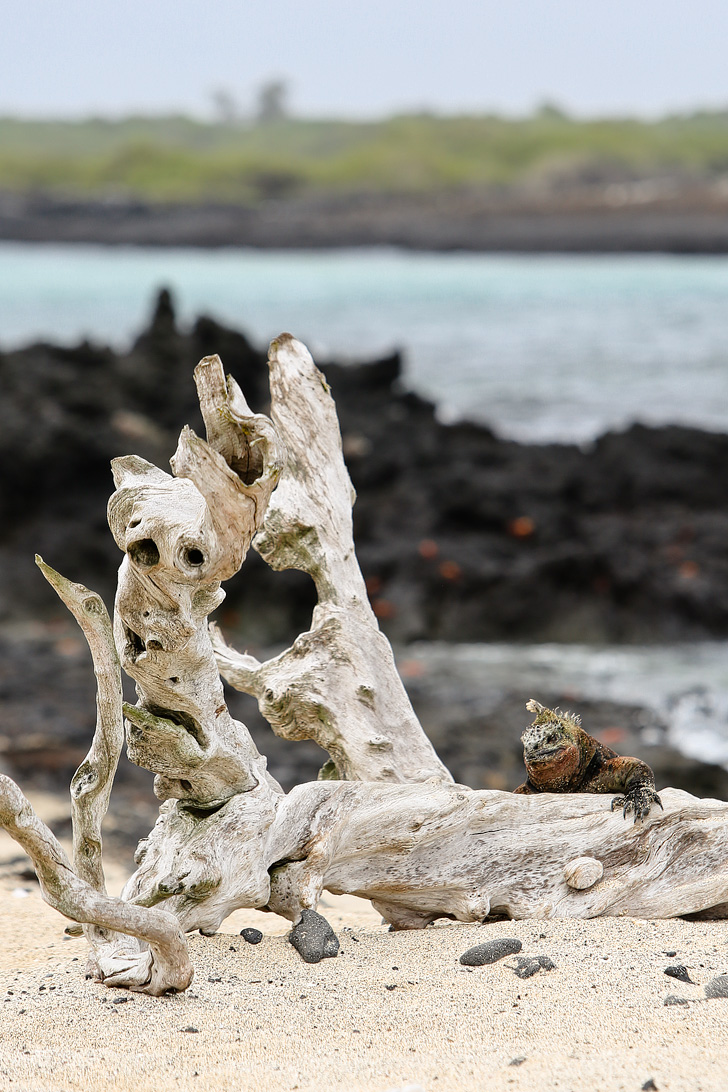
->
[2,795,728,1092]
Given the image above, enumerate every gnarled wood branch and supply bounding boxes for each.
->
[107,358,284,807]
[213,334,451,785]
[35,557,123,896]
[0,774,192,994]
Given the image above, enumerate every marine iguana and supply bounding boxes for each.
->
[514,699,663,822]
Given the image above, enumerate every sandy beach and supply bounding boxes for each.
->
[0,793,727,1092]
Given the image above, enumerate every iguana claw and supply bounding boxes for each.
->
[611,786,663,823]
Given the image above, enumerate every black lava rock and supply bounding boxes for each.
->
[513,956,544,979]
[240,928,263,945]
[459,938,522,966]
[664,965,695,984]
[704,975,728,998]
[536,954,556,971]
[289,909,340,964]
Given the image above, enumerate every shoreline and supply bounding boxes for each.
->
[4,190,728,252]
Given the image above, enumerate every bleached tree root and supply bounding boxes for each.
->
[214,334,451,785]
[0,775,192,994]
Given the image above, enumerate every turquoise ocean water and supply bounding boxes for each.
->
[1,242,727,443]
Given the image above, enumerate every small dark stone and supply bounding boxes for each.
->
[663,951,677,957]
[513,957,542,979]
[240,928,263,945]
[537,955,556,971]
[664,995,689,1006]
[508,1056,527,1067]
[289,909,340,964]
[642,1080,658,1091]
[385,984,397,991]
[704,975,728,999]
[664,965,695,984]
[181,1026,199,1033]
[459,938,522,966]
[112,997,129,1004]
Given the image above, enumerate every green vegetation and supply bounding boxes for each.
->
[2,109,728,202]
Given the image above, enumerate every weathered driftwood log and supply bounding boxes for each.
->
[212,334,451,785]
[123,783,728,933]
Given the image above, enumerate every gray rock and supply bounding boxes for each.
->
[240,928,263,945]
[536,955,556,971]
[705,975,728,998]
[664,995,689,1006]
[513,956,543,979]
[459,938,522,966]
[289,909,340,964]
[664,964,695,984]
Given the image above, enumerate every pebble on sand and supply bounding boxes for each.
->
[513,954,557,979]
[240,928,263,945]
[663,965,695,984]
[289,909,340,964]
[704,975,728,999]
[459,938,522,966]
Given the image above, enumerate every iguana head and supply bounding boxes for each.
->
[520,699,583,788]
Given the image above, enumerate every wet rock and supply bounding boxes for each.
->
[664,965,695,984]
[240,928,263,945]
[704,975,728,998]
[459,938,522,966]
[289,909,340,964]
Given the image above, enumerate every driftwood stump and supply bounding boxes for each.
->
[2,337,728,994]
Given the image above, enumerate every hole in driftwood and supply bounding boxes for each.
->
[231,444,264,486]
[183,801,226,819]
[184,547,205,567]
[124,625,145,661]
[144,703,205,746]
[128,538,160,569]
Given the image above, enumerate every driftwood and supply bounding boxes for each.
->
[212,335,451,785]
[2,336,728,995]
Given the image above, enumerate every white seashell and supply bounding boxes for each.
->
[564,856,603,890]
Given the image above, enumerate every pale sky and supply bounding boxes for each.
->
[2,0,728,119]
